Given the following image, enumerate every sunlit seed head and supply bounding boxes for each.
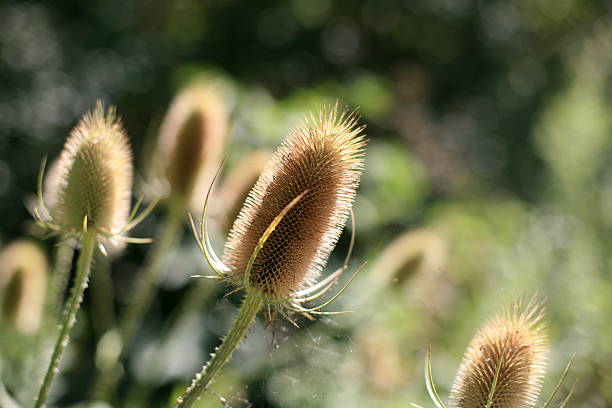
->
[46,101,132,235]
[0,240,48,334]
[151,82,228,209]
[450,299,548,408]
[214,150,273,232]
[222,105,366,300]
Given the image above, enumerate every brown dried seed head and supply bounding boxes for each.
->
[450,299,548,408]
[47,102,132,234]
[152,82,228,208]
[222,106,366,300]
[0,240,48,334]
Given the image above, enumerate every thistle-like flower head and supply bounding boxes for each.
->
[34,102,152,249]
[192,104,366,317]
[450,299,548,408]
[0,240,48,334]
[149,82,228,210]
[223,106,365,300]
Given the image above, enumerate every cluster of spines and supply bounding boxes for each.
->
[221,106,366,300]
[45,102,132,236]
[449,299,548,408]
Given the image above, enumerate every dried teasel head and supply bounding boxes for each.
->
[222,105,366,300]
[0,240,48,334]
[35,102,152,249]
[192,104,366,316]
[449,298,548,408]
[149,81,228,210]
[44,102,132,234]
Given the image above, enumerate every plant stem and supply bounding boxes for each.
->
[35,230,97,408]
[52,242,74,314]
[120,204,183,344]
[91,203,184,400]
[90,252,116,337]
[173,289,264,408]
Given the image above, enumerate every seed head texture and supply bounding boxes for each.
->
[47,102,132,235]
[450,300,548,408]
[222,106,366,299]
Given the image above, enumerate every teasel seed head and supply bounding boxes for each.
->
[449,298,548,408]
[45,101,132,237]
[222,105,366,300]
[372,229,447,287]
[150,81,228,210]
[0,240,48,334]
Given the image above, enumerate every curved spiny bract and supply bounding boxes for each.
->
[47,101,132,236]
[222,106,366,300]
[151,82,228,209]
[450,299,548,408]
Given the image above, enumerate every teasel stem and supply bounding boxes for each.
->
[52,242,74,313]
[90,252,116,337]
[91,201,184,400]
[120,202,183,343]
[35,229,97,408]
[174,288,264,408]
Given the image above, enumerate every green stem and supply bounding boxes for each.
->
[130,280,218,406]
[52,242,74,314]
[35,230,97,408]
[90,252,116,337]
[91,204,184,400]
[173,289,264,408]
[120,204,183,344]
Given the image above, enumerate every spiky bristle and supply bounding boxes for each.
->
[450,298,548,408]
[47,101,132,235]
[222,105,366,300]
[153,82,228,208]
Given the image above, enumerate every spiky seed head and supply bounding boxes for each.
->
[450,299,548,408]
[0,240,48,334]
[214,150,272,232]
[222,105,366,300]
[151,82,228,209]
[46,101,132,235]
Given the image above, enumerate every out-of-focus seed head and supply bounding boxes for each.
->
[372,229,447,287]
[46,102,132,236]
[450,299,548,408]
[214,150,272,232]
[0,240,48,334]
[371,229,453,318]
[222,105,366,300]
[150,82,228,210]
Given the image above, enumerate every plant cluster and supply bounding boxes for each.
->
[0,81,577,408]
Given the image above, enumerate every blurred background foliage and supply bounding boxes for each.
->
[1,0,612,407]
